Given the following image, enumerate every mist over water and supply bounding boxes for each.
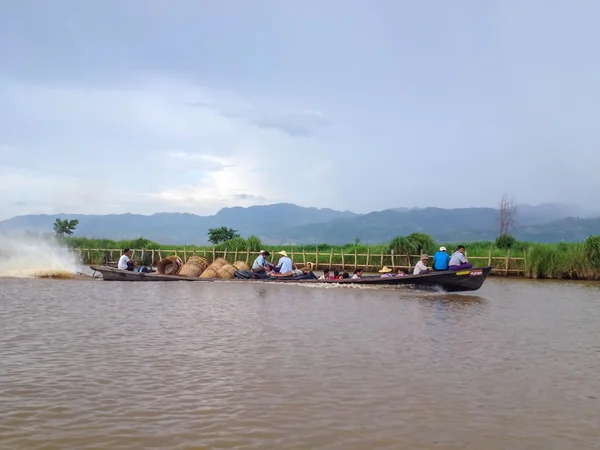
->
[0,234,80,278]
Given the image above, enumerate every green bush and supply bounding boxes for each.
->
[495,234,517,249]
[215,237,247,251]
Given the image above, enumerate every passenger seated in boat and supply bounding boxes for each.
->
[448,245,473,271]
[413,254,430,275]
[341,272,350,279]
[396,268,406,277]
[117,249,135,271]
[270,250,294,277]
[433,246,450,271]
[332,270,340,280]
[351,269,363,279]
[319,268,330,280]
[301,262,314,274]
[378,266,393,278]
[252,250,271,273]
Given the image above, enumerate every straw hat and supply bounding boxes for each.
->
[378,266,392,273]
[278,250,288,257]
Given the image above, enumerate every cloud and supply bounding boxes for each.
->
[249,110,329,137]
[0,77,332,219]
[2,0,600,222]
[234,193,266,200]
[187,100,330,137]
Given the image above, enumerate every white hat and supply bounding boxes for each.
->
[440,246,447,251]
[259,249,265,253]
[278,250,288,257]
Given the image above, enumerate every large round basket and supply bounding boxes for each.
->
[157,257,182,275]
[187,255,208,267]
[233,261,250,271]
[199,266,219,279]
[216,264,236,279]
[210,257,228,270]
[179,260,206,277]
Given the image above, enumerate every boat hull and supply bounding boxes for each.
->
[90,265,492,292]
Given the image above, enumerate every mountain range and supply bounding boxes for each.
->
[1,203,599,244]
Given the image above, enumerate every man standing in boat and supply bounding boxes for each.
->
[117,249,135,271]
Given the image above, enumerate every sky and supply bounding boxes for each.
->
[1,0,599,220]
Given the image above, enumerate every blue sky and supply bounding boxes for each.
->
[1,0,598,220]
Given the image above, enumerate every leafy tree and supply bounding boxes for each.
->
[53,218,79,237]
[354,237,361,246]
[208,226,240,245]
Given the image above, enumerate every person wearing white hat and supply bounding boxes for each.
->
[270,250,294,277]
[413,254,430,275]
[433,246,450,271]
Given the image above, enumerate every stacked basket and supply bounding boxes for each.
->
[199,257,228,279]
[179,255,208,277]
[233,261,250,271]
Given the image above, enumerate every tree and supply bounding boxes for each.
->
[207,226,240,245]
[498,193,517,237]
[53,218,79,237]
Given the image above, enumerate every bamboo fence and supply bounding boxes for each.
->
[72,248,526,276]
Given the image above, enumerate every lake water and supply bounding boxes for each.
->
[1,277,599,449]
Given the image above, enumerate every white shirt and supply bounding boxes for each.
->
[117,255,130,270]
[351,274,361,279]
[318,274,329,280]
[449,251,467,266]
[413,261,428,275]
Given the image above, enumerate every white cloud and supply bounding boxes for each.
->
[0,77,332,219]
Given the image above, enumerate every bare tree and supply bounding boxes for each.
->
[498,193,517,236]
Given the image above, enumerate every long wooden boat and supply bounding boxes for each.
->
[89,265,492,292]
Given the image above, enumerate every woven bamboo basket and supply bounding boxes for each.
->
[179,260,205,277]
[216,264,236,279]
[157,257,182,275]
[168,255,182,265]
[233,261,250,271]
[187,255,208,266]
[210,257,229,269]
[199,266,219,279]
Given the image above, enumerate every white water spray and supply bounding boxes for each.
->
[0,233,81,278]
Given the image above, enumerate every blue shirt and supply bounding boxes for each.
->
[252,254,267,270]
[277,256,293,274]
[433,251,450,270]
[449,251,467,266]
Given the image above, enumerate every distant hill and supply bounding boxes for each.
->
[0,203,359,244]
[0,202,598,244]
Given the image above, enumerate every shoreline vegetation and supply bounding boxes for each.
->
[65,234,600,281]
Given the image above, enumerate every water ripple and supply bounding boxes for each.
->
[1,277,599,449]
